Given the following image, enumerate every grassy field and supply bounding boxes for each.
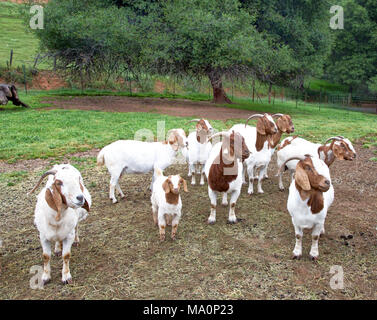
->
[0,2,44,69]
[1,89,376,162]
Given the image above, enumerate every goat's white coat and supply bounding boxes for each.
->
[98,130,186,203]
[287,158,334,258]
[230,116,277,194]
[33,164,91,284]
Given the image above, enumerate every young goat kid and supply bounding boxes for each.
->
[278,155,334,260]
[205,131,250,224]
[151,168,188,241]
[277,136,356,190]
[97,129,187,203]
[29,164,91,285]
[182,119,213,185]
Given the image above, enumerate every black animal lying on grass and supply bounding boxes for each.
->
[0,84,30,108]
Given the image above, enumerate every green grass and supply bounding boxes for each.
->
[0,2,46,69]
[0,89,376,162]
[307,78,348,93]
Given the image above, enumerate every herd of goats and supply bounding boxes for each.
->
[1,85,357,285]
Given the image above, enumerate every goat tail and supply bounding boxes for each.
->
[97,149,105,166]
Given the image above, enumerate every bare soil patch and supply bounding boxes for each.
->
[41,96,255,120]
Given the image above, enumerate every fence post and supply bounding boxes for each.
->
[9,49,13,69]
[22,65,27,94]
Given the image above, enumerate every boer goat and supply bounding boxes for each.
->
[205,131,250,224]
[278,155,334,260]
[97,129,187,203]
[230,113,278,194]
[151,168,188,241]
[277,136,356,190]
[29,164,91,285]
[182,119,213,185]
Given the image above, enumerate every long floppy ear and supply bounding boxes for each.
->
[180,177,188,192]
[256,118,266,135]
[80,182,91,212]
[162,178,171,193]
[295,165,311,191]
[45,182,63,221]
[168,132,179,151]
[276,117,288,133]
[332,143,344,160]
[221,135,235,163]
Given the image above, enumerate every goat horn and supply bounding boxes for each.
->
[207,131,230,143]
[185,119,201,125]
[272,113,284,118]
[245,114,264,127]
[325,137,343,144]
[277,156,307,176]
[28,170,57,195]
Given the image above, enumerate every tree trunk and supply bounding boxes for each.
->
[207,72,232,104]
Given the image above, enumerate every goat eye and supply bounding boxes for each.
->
[56,181,63,186]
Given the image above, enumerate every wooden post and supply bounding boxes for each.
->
[22,65,27,94]
[252,78,255,102]
[9,49,13,68]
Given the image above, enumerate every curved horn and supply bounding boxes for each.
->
[28,170,57,195]
[272,113,284,118]
[277,156,307,176]
[337,135,345,139]
[245,114,264,127]
[207,131,230,143]
[325,137,343,144]
[185,119,201,125]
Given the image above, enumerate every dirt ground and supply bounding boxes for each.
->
[0,99,376,299]
[41,96,255,120]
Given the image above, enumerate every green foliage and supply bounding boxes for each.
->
[326,0,377,92]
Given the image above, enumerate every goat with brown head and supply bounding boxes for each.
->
[279,155,334,260]
[30,164,91,285]
[205,131,250,224]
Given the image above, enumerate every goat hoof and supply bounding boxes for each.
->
[160,236,165,241]
[62,278,72,285]
[55,251,62,257]
[171,236,176,241]
[221,203,228,207]
[42,279,51,286]
[72,242,79,247]
[310,255,318,261]
[279,188,285,192]
[207,220,216,225]
[292,254,302,260]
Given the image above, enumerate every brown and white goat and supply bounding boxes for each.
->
[204,131,250,224]
[151,168,188,241]
[279,155,334,260]
[277,136,357,190]
[182,119,214,185]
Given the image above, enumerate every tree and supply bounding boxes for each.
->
[142,0,270,103]
[325,0,377,96]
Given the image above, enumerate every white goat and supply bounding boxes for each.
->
[278,155,334,260]
[97,129,187,203]
[181,119,213,185]
[276,136,357,190]
[151,168,188,241]
[29,164,91,285]
[205,130,250,224]
[230,113,278,194]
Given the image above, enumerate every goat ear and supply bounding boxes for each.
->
[256,118,266,135]
[45,183,63,221]
[180,178,188,192]
[80,182,91,212]
[168,133,179,151]
[295,165,311,191]
[162,179,171,193]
